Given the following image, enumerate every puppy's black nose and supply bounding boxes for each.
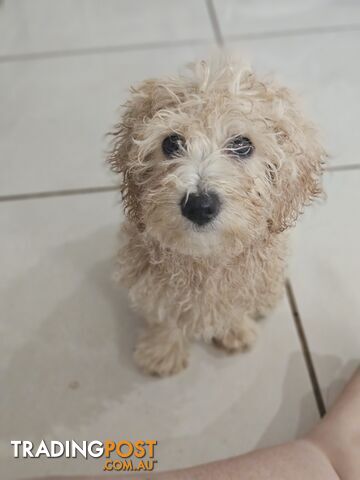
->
[180,191,220,226]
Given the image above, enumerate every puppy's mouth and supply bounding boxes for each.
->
[180,190,221,228]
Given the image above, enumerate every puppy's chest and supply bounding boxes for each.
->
[141,253,248,305]
[119,229,286,314]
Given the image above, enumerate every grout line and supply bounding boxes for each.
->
[0,185,119,203]
[1,22,360,64]
[206,0,225,48]
[1,162,359,204]
[327,163,360,172]
[285,279,327,418]
[226,22,360,43]
[0,38,209,64]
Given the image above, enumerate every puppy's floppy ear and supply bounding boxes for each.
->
[107,79,177,228]
[267,85,326,233]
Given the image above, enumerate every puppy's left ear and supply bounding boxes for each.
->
[268,85,326,233]
[107,79,179,229]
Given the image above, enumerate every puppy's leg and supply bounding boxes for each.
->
[134,323,188,377]
[213,313,259,353]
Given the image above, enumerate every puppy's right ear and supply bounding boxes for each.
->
[107,79,172,228]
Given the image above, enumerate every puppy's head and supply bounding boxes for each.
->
[108,58,325,256]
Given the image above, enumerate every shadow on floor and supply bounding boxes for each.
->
[0,226,145,440]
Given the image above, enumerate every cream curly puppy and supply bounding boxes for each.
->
[108,58,325,376]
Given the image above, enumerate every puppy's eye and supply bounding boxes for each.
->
[162,134,185,158]
[227,136,254,158]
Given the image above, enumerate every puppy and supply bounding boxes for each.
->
[108,58,325,376]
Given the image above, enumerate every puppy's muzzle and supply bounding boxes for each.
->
[180,191,220,226]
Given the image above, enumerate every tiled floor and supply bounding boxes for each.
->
[0,1,359,479]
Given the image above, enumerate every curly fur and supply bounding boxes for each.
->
[108,57,325,376]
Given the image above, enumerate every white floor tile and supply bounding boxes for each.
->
[0,194,318,479]
[0,0,212,57]
[0,45,209,196]
[291,170,360,409]
[214,0,360,37]
[229,31,360,168]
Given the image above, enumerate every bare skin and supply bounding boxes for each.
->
[32,368,360,480]
[307,366,360,480]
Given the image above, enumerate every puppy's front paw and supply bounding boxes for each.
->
[213,317,259,353]
[134,327,188,377]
